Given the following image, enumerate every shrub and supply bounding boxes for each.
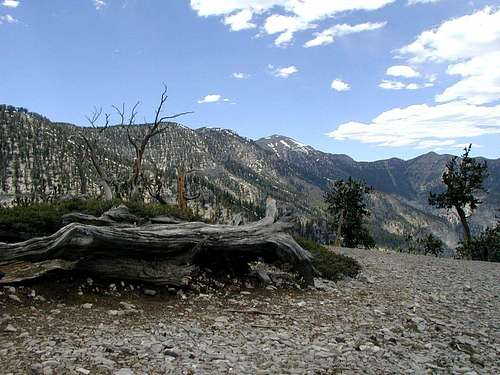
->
[418,233,445,257]
[399,231,444,257]
[457,225,500,262]
[295,237,361,281]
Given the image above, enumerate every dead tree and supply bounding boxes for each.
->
[80,108,114,201]
[0,199,315,286]
[176,166,200,209]
[113,85,192,201]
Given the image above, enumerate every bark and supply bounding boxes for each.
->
[176,167,199,209]
[456,206,472,250]
[0,199,315,286]
[176,167,187,210]
[62,205,145,227]
[334,209,345,249]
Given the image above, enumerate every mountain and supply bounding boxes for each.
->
[1,105,499,250]
[257,135,500,235]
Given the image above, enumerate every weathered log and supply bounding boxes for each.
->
[0,199,315,286]
[0,259,78,284]
[62,204,145,227]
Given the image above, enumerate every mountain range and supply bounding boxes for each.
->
[1,104,499,250]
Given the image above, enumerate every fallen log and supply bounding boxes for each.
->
[0,198,315,286]
[62,204,145,227]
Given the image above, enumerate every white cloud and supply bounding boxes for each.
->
[224,9,256,31]
[327,101,500,148]
[436,51,500,105]
[198,94,222,104]
[93,0,106,10]
[397,7,500,63]
[0,14,16,24]
[2,0,19,8]
[270,65,298,78]
[190,0,395,46]
[379,79,433,90]
[395,8,500,105]
[331,79,350,92]
[379,80,406,90]
[408,0,441,5]
[345,6,500,149]
[233,72,251,79]
[190,0,395,19]
[386,65,420,78]
[304,22,386,48]
[263,14,312,46]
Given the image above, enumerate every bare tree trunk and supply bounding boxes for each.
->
[176,166,199,209]
[456,205,472,254]
[334,209,344,249]
[176,167,187,209]
[101,181,113,202]
[81,110,114,201]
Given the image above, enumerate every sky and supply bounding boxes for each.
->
[1,0,499,161]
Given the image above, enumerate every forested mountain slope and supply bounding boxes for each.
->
[2,105,499,249]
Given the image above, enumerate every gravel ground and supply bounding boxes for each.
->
[1,248,499,375]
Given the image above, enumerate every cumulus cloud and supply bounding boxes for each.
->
[197,94,222,104]
[224,9,256,31]
[0,14,16,24]
[397,7,500,63]
[304,22,386,48]
[233,72,251,79]
[336,7,500,149]
[327,102,500,148]
[190,0,394,46]
[263,14,312,46]
[2,0,19,8]
[386,65,420,78]
[331,79,350,92]
[436,51,500,105]
[269,65,298,78]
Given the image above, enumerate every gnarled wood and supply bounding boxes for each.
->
[0,199,315,286]
[62,205,144,227]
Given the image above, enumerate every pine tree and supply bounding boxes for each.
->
[429,145,488,254]
[324,177,375,249]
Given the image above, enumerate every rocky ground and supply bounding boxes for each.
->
[1,248,499,375]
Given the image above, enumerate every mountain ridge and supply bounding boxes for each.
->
[1,104,499,250]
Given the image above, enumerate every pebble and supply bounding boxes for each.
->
[0,249,498,375]
[4,324,16,332]
[8,294,21,303]
[115,369,134,375]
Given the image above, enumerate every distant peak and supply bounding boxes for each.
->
[256,134,313,155]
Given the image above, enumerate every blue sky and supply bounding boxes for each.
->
[1,0,499,161]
